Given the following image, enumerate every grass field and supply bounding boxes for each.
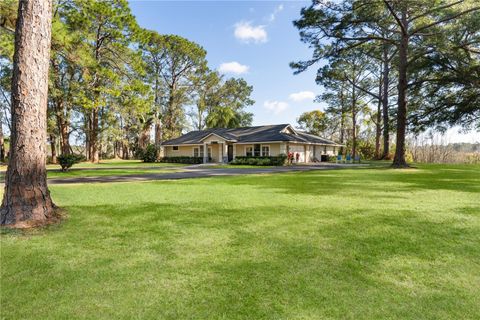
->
[1,163,479,319]
[0,160,185,180]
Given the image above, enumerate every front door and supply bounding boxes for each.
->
[227,145,233,162]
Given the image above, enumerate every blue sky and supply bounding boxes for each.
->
[128,0,320,124]
[128,0,479,143]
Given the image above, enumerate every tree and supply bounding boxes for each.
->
[64,0,139,162]
[292,0,480,167]
[205,78,254,128]
[297,110,329,136]
[190,67,221,130]
[140,30,166,148]
[409,10,480,131]
[1,0,55,226]
[316,52,371,158]
[160,35,207,139]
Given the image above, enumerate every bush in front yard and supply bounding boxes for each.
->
[230,155,287,166]
[57,154,84,171]
[158,156,205,164]
[140,144,158,163]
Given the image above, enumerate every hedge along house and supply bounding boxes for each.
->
[161,124,343,164]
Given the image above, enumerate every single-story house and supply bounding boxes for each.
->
[161,124,343,163]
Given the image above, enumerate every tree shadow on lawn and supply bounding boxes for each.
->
[2,200,479,319]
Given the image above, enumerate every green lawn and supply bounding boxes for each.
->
[1,164,479,319]
[0,160,185,180]
[46,168,179,179]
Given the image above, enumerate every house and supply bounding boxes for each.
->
[161,124,342,163]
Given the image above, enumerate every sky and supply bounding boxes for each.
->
[128,0,479,143]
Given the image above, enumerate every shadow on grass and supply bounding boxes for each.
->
[2,198,479,319]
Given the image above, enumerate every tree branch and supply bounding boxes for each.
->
[410,6,480,36]
[383,0,408,35]
[409,0,464,22]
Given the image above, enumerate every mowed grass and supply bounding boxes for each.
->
[0,160,185,180]
[1,164,479,319]
[46,168,178,179]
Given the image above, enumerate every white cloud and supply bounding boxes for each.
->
[234,21,267,43]
[264,100,288,115]
[268,4,284,22]
[289,91,316,102]
[218,61,249,75]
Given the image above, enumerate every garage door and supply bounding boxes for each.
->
[289,145,305,163]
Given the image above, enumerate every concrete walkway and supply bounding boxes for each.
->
[46,163,367,185]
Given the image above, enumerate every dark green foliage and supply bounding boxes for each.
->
[158,156,205,164]
[139,144,157,163]
[57,154,84,172]
[230,155,287,166]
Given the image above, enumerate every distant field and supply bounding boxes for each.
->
[1,163,479,319]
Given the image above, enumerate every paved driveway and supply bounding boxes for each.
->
[46,163,366,185]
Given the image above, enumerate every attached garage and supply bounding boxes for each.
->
[289,144,306,163]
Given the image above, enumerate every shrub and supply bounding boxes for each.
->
[230,155,287,166]
[140,144,158,163]
[57,153,83,172]
[158,156,205,164]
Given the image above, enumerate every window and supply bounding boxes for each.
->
[173,146,179,150]
[261,145,270,156]
[254,144,261,156]
[193,147,200,157]
[324,146,327,153]
[194,146,211,159]
[245,146,253,157]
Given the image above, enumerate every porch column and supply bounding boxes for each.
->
[203,142,208,163]
[223,143,228,163]
[218,143,222,163]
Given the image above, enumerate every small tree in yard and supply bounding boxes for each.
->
[57,154,83,172]
[1,0,56,227]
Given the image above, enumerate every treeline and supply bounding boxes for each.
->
[0,0,254,163]
[292,0,480,167]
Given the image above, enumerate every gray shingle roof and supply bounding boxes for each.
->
[161,124,342,146]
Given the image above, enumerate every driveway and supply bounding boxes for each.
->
[46,163,367,185]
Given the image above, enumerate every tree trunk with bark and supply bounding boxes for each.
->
[59,117,70,155]
[375,100,382,159]
[0,122,5,162]
[50,134,57,164]
[393,11,409,168]
[1,0,56,227]
[89,108,99,163]
[382,45,391,159]
[351,86,357,159]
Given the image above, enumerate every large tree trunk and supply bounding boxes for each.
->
[393,12,409,168]
[59,118,70,155]
[375,65,383,159]
[154,119,162,147]
[1,0,55,227]
[339,84,346,155]
[50,134,57,164]
[90,108,99,163]
[0,122,5,162]
[382,45,390,159]
[138,121,151,151]
[375,98,382,159]
[351,77,357,158]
